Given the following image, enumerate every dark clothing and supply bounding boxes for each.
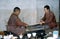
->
[7,13,27,35]
[42,12,57,29]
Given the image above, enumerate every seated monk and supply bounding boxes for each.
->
[7,7,28,35]
[40,5,57,29]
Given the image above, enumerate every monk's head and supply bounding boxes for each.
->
[44,5,50,13]
[13,7,20,15]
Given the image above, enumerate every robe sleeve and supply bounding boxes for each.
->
[15,17,27,26]
[41,14,46,21]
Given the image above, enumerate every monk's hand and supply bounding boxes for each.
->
[40,20,45,23]
[39,20,43,24]
[40,20,43,22]
[42,21,45,24]
[25,24,29,27]
[39,22,43,25]
[25,24,28,26]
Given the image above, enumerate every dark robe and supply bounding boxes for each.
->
[42,12,57,29]
[7,13,27,35]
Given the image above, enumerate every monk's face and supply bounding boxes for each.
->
[44,8,49,13]
[14,9,20,15]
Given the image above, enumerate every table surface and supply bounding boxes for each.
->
[26,24,45,31]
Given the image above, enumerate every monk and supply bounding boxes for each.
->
[40,5,57,29]
[7,7,28,35]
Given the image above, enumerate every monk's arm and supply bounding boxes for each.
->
[16,19,27,26]
[41,14,46,21]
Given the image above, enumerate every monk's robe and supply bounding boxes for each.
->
[7,13,27,35]
[42,12,57,29]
